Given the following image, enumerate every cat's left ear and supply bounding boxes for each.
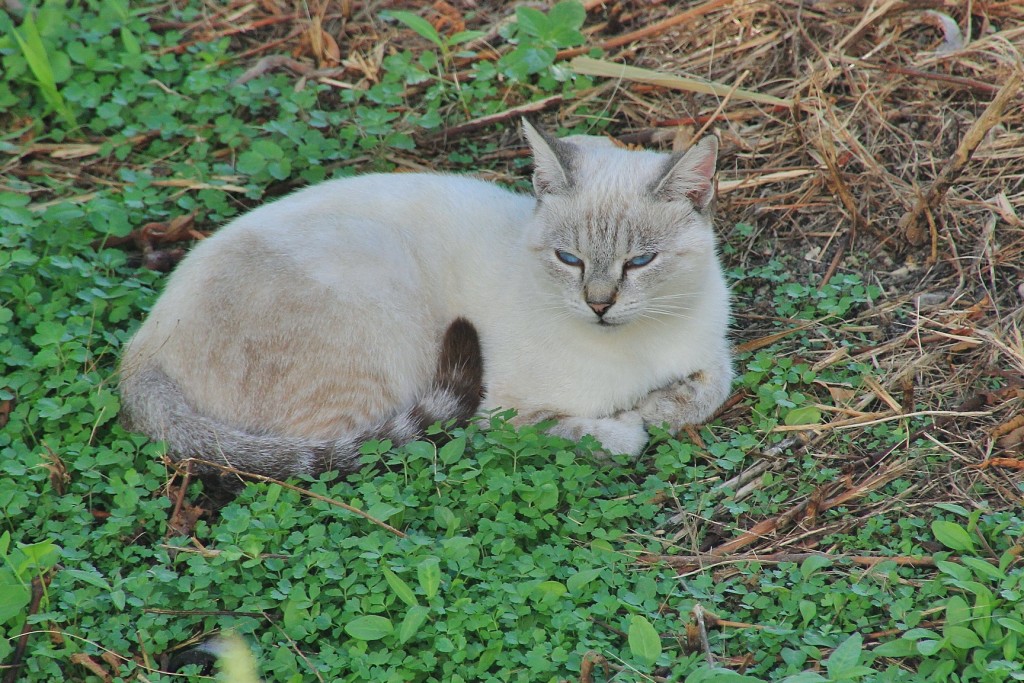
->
[651,136,719,211]
[522,118,575,196]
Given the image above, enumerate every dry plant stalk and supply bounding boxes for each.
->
[899,71,1023,247]
[569,56,793,108]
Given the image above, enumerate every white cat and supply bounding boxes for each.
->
[119,121,732,480]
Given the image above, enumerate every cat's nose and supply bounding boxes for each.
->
[588,300,613,316]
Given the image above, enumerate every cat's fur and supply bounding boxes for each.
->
[119,120,732,478]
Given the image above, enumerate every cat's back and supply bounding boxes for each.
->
[223,171,529,243]
[145,171,530,309]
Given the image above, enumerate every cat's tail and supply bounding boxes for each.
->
[118,318,483,484]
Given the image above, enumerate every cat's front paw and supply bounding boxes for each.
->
[548,410,648,458]
[639,368,731,428]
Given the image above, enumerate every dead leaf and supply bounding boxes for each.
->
[991,413,1024,440]
[432,1,465,36]
[321,29,341,66]
[42,444,69,496]
[815,379,857,407]
[167,484,209,537]
[997,428,1024,453]
[973,457,1024,470]
[70,653,113,682]
[0,396,11,429]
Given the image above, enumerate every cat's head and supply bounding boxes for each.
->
[522,119,720,328]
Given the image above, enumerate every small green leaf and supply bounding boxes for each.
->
[826,632,863,679]
[404,440,436,461]
[798,599,816,624]
[433,506,458,531]
[17,540,60,572]
[946,626,982,649]
[871,638,919,658]
[936,559,972,582]
[535,482,559,510]
[382,567,418,607]
[398,605,429,644]
[417,557,441,600]
[931,520,975,552]
[785,405,822,426]
[448,30,485,45]
[344,615,393,641]
[366,502,400,522]
[567,568,602,594]
[544,1,586,46]
[799,553,832,578]
[0,580,31,624]
[388,11,443,48]
[961,555,1004,581]
[916,638,945,656]
[998,618,1024,635]
[903,628,941,641]
[627,615,662,666]
[120,27,140,55]
[944,595,971,628]
[514,7,549,38]
[780,673,828,683]
[531,581,567,602]
[438,436,465,464]
[236,151,265,176]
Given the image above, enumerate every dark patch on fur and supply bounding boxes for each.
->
[433,317,485,418]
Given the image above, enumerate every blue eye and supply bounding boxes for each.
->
[555,250,582,266]
[626,253,657,268]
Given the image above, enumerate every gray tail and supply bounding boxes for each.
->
[119,318,484,483]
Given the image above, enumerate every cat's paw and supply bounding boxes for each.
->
[639,368,731,428]
[548,411,648,458]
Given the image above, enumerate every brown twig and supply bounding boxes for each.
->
[899,71,1022,246]
[854,61,1001,95]
[692,604,715,667]
[429,94,564,141]
[231,55,315,85]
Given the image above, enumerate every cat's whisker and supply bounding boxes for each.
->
[637,313,673,328]
[649,292,699,299]
[644,308,695,322]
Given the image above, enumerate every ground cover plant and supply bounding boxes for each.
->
[2,1,1023,681]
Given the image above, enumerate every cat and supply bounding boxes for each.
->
[118,120,732,480]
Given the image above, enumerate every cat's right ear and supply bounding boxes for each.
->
[522,118,574,196]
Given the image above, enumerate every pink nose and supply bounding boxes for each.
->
[588,301,612,316]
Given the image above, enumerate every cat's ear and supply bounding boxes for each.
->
[522,118,574,196]
[651,136,719,210]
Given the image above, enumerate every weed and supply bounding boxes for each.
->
[2,9,77,127]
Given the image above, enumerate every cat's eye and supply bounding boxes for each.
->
[625,253,657,269]
[555,250,583,267]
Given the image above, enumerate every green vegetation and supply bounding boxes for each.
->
[2,1,1021,681]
